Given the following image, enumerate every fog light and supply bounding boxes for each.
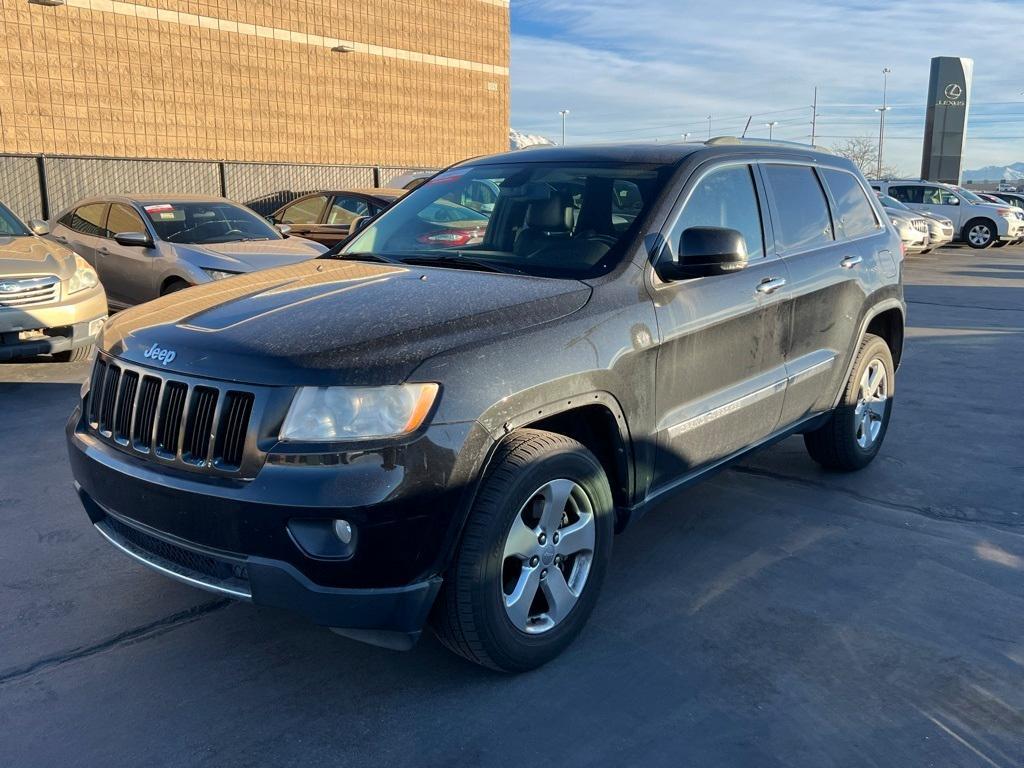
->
[333,519,353,544]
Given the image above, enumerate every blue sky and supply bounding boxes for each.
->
[510,0,1024,173]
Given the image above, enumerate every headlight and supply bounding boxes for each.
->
[202,269,240,281]
[280,383,440,442]
[66,254,99,295]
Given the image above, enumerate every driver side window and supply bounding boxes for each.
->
[667,165,765,261]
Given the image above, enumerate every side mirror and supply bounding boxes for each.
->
[348,216,369,235]
[28,219,50,236]
[275,223,292,236]
[656,227,748,281]
[114,231,153,248]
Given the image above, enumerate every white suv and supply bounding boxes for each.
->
[871,180,1024,249]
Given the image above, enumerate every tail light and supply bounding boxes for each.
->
[899,241,906,257]
[416,229,481,247]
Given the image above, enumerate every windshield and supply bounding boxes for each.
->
[340,161,675,278]
[143,202,281,244]
[879,195,910,212]
[0,202,31,237]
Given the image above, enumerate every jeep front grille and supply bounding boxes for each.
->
[85,354,260,475]
[0,276,60,308]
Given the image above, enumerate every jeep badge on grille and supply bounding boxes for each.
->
[143,343,177,366]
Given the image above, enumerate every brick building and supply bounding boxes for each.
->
[0,0,510,168]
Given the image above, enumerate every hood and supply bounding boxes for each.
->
[0,235,76,279]
[918,211,952,225]
[100,259,592,386]
[884,210,917,224]
[170,237,326,272]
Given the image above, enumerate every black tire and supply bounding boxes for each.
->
[963,218,996,249]
[53,345,92,363]
[804,333,894,471]
[431,429,614,672]
[161,279,191,296]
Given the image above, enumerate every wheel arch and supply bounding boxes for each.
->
[159,274,192,294]
[962,216,998,243]
[831,299,905,409]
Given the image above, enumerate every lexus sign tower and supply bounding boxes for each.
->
[921,56,973,184]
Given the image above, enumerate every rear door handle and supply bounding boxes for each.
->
[97,246,110,255]
[840,255,863,269]
[755,277,787,295]
[54,235,67,243]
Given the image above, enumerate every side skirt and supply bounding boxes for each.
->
[617,411,830,530]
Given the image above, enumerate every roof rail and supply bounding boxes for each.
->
[704,136,834,154]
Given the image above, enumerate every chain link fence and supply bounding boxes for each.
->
[225,162,376,217]
[0,154,436,222]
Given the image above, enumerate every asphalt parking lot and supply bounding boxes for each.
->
[1,245,1022,767]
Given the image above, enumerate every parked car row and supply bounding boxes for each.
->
[870,179,1024,249]
[0,185,414,362]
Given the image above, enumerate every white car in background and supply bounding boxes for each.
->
[871,179,1024,249]
[876,194,953,252]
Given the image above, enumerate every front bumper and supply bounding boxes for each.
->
[79,489,441,647]
[0,285,106,360]
[67,402,491,643]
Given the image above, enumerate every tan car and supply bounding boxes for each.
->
[0,200,107,362]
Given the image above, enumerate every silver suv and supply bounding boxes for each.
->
[871,180,1024,249]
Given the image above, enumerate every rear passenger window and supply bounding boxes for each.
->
[762,165,834,252]
[888,185,923,204]
[821,169,879,239]
[669,165,765,260]
[68,203,109,237]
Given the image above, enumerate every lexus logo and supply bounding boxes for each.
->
[944,83,963,100]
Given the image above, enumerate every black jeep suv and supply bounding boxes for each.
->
[68,141,905,672]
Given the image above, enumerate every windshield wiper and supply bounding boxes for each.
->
[398,254,525,275]
[321,251,404,265]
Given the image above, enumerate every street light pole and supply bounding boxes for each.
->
[706,115,712,139]
[681,132,691,142]
[876,68,892,178]
[765,121,779,141]
[559,109,570,146]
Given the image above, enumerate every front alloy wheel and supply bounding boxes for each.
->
[431,429,614,672]
[502,479,596,634]
[966,221,994,248]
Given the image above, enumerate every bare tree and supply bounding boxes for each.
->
[831,137,900,179]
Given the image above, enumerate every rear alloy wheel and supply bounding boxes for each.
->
[965,219,995,249]
[804,333,894,471]
[431,429,614,672]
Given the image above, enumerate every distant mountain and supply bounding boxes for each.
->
[510,129,555,150]
[962,162,1024,182]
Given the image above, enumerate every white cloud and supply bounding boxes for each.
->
[512,0,1024,173]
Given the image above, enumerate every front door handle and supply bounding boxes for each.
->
[54,235,67,243]
[840,255,863,269]
[97,246,110,255]
[755,277,787,295]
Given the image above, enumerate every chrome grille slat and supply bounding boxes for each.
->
[157,382,188,457]
[98,366,121,434]
[132,376,161,453]
[114,371,140,444]
[0,276,60,308]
